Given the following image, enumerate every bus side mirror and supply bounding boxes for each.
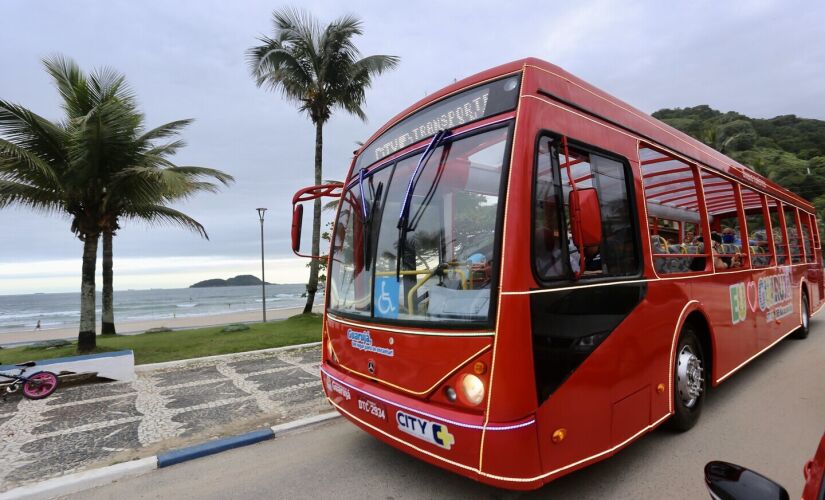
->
[291,204,303,253]
[569,188,602,248]
[704,461,789,500]
[291,182,344,259]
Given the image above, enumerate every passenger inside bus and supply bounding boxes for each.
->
[709,232,742,269]
[583,245,602,272]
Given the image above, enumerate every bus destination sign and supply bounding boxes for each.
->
[355,74,520,171]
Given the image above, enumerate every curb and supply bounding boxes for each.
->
[135,341,322,372]
[0,412,340,499]
[157,428,274,467]
[271,411,341,436]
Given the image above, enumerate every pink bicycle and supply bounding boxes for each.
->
[0,361,59,400]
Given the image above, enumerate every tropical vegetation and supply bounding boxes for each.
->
[247,7,399,314]
[653,105,825,230]
[0,56,232,351]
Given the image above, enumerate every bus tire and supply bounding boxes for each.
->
[667,324,706,432]
[791,290,810,339]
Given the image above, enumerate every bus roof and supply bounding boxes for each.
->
[356,58,813,213]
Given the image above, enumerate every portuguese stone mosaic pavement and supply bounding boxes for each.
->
[0,345,328,492]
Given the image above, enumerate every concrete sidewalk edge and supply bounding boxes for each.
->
[0,456,157,500]
[271,411,340,436]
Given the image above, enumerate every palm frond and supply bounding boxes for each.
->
[121,204,209,239]
[167,166,235,185]
[0,99,69,168]
[0,137,62,188]
[0,179,64,214]
[42,55,91,119]
[138,119,193,142]
[353,54,401,77]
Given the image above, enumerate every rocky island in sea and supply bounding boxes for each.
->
[189,275,272,288]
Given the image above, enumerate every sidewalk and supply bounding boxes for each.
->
[0,344,329,493]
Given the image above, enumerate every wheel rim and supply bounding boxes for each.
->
[676,345,703,408]
[24,373,56,397]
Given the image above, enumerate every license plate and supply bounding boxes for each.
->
[357,396,387,421]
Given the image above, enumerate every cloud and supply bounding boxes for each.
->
[0,256,309,295]
[1,0,824,293]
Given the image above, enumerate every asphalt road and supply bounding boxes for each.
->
[68,317,825,500]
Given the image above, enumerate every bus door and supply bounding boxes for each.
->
[530,132,644,470]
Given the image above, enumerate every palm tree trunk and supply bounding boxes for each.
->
[303,120,323,314]
[78,234,99,352]
[101,229,116,335]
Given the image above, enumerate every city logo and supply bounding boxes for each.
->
[346,328,394,357]
[396,411,455,450]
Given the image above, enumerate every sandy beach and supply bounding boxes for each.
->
[0,306,321,346]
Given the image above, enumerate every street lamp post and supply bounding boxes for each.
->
[256,208,267,323]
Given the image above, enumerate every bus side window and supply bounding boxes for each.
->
[767,199,788,264]
[533,137,638,281]
[534,137,567,280]
[740,187,773,268]
[701,170,747,271]
[557,144,638,277]
[639,146,707,274]
[785,206,803,263]
[588,154,637,276]
[801,212,815,263]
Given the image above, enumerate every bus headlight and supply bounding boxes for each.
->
[459,374,485,406]
[326,339,336,363]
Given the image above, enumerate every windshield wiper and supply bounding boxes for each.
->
[396,129,450,281]
[357,168,382,269]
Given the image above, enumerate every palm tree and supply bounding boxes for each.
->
[0,56,233,349]
[99,131,233,335]
[247,8,399,314]
[0,56,136,351]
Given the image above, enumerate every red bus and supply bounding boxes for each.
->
[291,58,823,490]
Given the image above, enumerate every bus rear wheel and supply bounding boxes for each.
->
[667,324,706,432]
[791,291,810,339]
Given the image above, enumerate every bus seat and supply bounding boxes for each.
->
[652,235,667,273]
[689,242,707,271]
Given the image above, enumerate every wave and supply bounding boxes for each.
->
[176,303,199,308]
[0,310,80,320]
[0,323,27,329]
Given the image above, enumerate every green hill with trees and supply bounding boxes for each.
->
[652,105,825,224]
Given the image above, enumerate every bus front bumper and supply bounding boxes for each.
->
[320,363,544,490]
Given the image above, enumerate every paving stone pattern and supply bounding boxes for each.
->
[0,345,328,492]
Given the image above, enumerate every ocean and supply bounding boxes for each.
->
[0,284,313,335]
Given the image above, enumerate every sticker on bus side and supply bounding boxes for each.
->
[396,411,455,450]
[730,282,747,325]
[759,269,794,322]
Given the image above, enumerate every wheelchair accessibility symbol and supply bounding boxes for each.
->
[374,277,399,319]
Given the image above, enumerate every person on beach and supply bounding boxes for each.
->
[35,320,41,330]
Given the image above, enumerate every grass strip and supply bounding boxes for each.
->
[0,314,322,365]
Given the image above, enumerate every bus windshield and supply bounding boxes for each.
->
[328,125,511,326]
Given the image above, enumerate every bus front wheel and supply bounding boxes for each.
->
[790,290,810,340]
[667,324,706,432]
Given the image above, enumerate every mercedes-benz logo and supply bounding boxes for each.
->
[367,359,376,374]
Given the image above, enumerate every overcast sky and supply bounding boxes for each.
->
[2,0,824,294]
